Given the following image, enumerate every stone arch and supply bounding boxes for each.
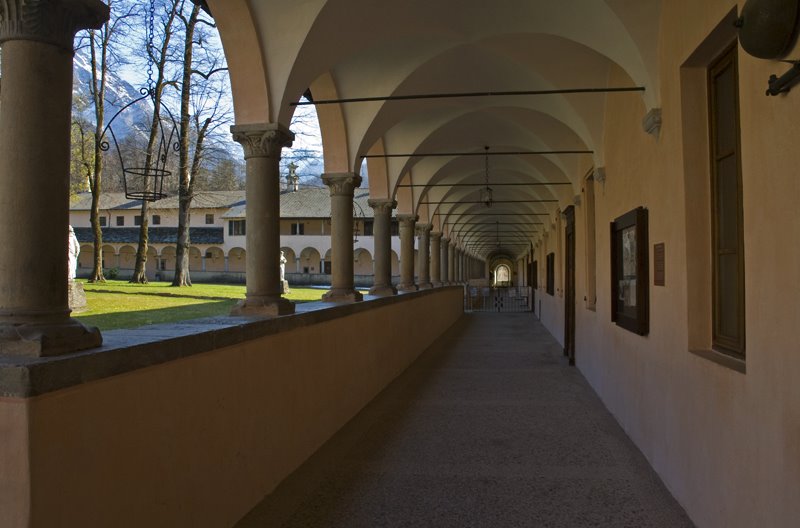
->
[118,245,136,270]
[390,250,400,276]
[228,247,246,273]
[160,247,177,271]
[353,248,373,275]
[189,247,203,272]
[299,247,321,274]
[309,72,351,172]
[204,247,225,273]
[78,244,94,270]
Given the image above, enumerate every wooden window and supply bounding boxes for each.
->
[228,220,246,236]
[291,222,305,235]
[205,214,214,224]
[546,252,555,295]
[134,215,142,226]
[709,45,745,359]
[583,172,597,309]
[116,216,124,226]
[99,217,107,227]
[364,220,374,236]
[390,220,399,236]
[152,215,161,225]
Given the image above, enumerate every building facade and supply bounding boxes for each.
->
[70,187,404,286]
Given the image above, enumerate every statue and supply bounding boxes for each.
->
[67,225,88,312]
[68,225,80,280]
[280,250,287,281]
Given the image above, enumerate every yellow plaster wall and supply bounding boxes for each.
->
[535,1,800,526]
[1,288,462,528]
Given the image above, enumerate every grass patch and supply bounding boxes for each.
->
[73,280,329,331]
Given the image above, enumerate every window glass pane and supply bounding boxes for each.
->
[716,155,739,251]
[714,63,736,154]
[717,253,740,340]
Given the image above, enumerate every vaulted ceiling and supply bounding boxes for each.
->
[207,0,662,260]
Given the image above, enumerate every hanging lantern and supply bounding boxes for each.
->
[480,146,493,208]
[98,0,178,202]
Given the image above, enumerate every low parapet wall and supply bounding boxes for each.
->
[0,287,464,528]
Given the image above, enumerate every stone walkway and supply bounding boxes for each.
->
[237,313,694,527]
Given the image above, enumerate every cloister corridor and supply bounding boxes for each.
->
[236,313,693,527]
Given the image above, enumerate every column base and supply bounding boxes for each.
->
[0,318,102,357]
[322,289,363,303]
[431,281,443,288]
[397,283,418,293]
[418,282,433,290]
[230,296,295,317]
[368,284,397,297]
[68,281,89,313]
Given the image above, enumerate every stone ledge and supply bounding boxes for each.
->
[0,286,463,398]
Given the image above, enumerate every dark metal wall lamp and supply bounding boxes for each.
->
[736,0,800,95]
[767,62,800,95]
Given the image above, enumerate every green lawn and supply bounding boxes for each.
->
[73,280,329,331]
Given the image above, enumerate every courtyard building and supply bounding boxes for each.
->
[1,1,799,527]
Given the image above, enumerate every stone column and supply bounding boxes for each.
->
[448,243,455,285]
[322,173,363,303]
[0,0,109,357]
[416,223,433,290]
[430,232,442,287]
[368,199,397,296]
[440,237,450,285]
[397,214,418,292]
[230,124,295,316]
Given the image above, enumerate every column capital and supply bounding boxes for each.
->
[322,172,362,197]
[0,0,109,50]
[231,123,294,159]
[397,214,418,227]
[442,237,451,244]
[430,231,442,241]
[415,223,432,235]
[367,198,397,214]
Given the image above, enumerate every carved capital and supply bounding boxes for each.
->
[441,237,451,246]
[0,0,109,51]
[368,198,396,216]
[397,214,418,228]
[322,172,362,197]
[231,123,294,159]
[415,223,432,237]
[430,232,442,241]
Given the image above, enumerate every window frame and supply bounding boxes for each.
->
[708,43,746,359]
[546,252,555,296]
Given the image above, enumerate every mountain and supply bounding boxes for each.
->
[72,48,154,140]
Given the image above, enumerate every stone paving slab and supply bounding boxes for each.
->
[236,313,694,528]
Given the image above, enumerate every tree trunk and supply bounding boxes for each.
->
[130,200,150,283]
[171,4,199,287]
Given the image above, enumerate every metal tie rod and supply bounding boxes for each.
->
[292,86,645,106]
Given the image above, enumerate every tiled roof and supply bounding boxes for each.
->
[74,227,225,245]
[72,188,387,220]
[70,191,246,211]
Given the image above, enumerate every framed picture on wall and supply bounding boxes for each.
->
[610,207,649,335]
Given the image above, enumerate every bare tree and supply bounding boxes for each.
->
[80,0,136,282]
[172,0,230,287]
[130,0,181,284]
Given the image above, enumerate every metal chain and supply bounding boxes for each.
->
[146,0,156,91]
